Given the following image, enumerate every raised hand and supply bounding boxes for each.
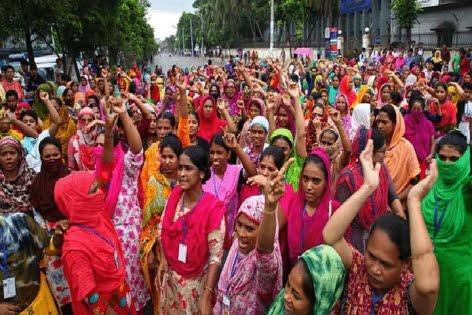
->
[175,73,186,91]
[408,159,438,203]
[264,158,294,205]
[105,97,119,132]
[222,132,238,150]
[287,82,300,99]
[359,139,381,191]
[39,90,49,102]
[329,108,341,124]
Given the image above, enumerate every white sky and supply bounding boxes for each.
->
[147,0,196,40]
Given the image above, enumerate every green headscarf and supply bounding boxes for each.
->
[270,128,304,191]
[267,245,347,315]
[32,82,56,120]
[422,147,472,245]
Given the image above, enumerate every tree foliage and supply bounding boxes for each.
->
[0,0,157,67]
[391,0,422,29]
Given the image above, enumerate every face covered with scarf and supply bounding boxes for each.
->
[318,128,341,161]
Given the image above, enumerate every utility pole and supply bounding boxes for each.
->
[182,28,185,55]
[270,0,274,56]
[201,12,204,56]
[190,17,194,57]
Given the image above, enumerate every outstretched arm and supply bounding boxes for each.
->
[323,140,380,268]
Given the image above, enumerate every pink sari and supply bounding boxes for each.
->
[203,164,242,238]
[279,148,340,268]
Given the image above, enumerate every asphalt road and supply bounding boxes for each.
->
[152,54,225,72]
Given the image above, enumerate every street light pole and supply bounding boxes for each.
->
[201,12,204,56]
[190,17,194,57]
[270,0,275,56]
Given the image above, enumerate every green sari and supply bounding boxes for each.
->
[421,148,472,315]
[267,245,346,315]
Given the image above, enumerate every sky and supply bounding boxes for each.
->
[147,0,195,40]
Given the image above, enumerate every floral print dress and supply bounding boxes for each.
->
[158,200,225,315]
[113,149,150,310]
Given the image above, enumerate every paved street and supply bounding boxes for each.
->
[152,54,225,72]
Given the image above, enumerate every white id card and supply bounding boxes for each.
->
[3,277,16,299]
[222,295,230,315]
[178,243,187,263]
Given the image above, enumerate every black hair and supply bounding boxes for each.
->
[435,82,448,92]
[29,63,37,70]
[370,213,411,261]
[436,130,468,155]
[379,104,397,124]
[290,74,299,83]
[189,112,200,126]
[408,96,426,112]
[62,87,73,98]
[87,95,100,107]
[270,135,293,149]
[39,137,61,157]
[260,145,285,170]
[371,127,386,152]
[20,59,29,66]
[5,90,18,100]
[313,103,325,114]
[159,133,183,156]
[61,74,71,82]
[389,91,403,105]
[157,112,176,128]
[182,145,211,184]
[5,65,14,72]
[462,82,472,91]
[296,260,316,310]
[20,110,38,123]
[210,133,230,152]
[303,154,328,180]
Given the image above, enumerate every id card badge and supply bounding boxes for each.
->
[178,243,187,263]
[114,250,120,268]
[3,277,16,299]
[222,295,230,315]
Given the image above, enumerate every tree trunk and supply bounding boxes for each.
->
[25,29,35,64]
[406,28,412,45]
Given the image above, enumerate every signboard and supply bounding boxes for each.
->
[340,0,372,15]
[418,0,439,7]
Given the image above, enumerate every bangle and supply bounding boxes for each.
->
[204,286,215,295]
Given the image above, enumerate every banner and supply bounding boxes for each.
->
[340,0,372,15]
[418,0,439,7]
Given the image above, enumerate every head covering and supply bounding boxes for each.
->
[384,105,421,194]
[422,148,471,245]
[353,85,372,108]
[270,127,294,146]
[280,147,339,266]
[197,95,227,142]
[56,85,66,97]
[248,98,266,116]
[349,103,371,140]
[334,94,352,135]
[249,115,269,133]
[338,126,390,235]
[0,137,36,213]
[275,102,295,136]
[94,144,125,218]
[404,109,435,161]
[71,107,98,171]
[267,245,346,315]
[215,195,283,314]
[32,82,56,120]
[55,171,127,311]
[339,76,357,106]
[30,144,70,221]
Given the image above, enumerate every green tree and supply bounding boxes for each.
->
[391,0,422,43]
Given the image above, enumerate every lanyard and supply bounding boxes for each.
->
[180,191,204,244]
[433,193,448,238]
[225,252,240,295]
[77,224,114,249]
[0,225,9,277]
[301,203,308,252]
[212,170,221,199]
[370,291,385,315]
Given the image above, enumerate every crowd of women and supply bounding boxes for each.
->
[0,47,471,314]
